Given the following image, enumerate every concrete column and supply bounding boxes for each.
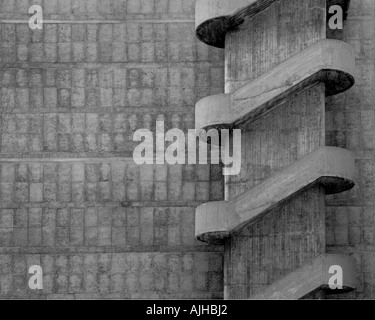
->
[195,0,356,299]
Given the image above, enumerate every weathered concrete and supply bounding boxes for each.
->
[1,0,374,300]
[195,0,357,299]
[250,254,357,299]
[196,39,355,131]
[196,147,356,244]
[224,185,327,298]
[324,0,375,300]
[196,0,278,48]
[195,0,351,47]
[0,0,225,300]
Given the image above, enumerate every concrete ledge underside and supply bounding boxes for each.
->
[196,0,351,48]
[249,254,357,299]
[195,39,355,131]
[195,147,356,244]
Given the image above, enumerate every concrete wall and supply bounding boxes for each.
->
[326,0,375,299]
[0,0,375,300]
[0,0,225,299]
[222,0,328,298]
[223,0,375,299]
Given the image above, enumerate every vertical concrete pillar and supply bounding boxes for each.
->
[224,1,327,298]
[195,0,357,299]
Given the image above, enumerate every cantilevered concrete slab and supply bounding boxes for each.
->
[196,39,355,131]
[196,0,352,48]
[195,147,356,244]
[250,254,357,299]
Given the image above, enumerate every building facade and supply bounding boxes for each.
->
[0,0,224,299]
[0,0,374,299]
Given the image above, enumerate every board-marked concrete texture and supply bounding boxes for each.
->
[195,0,357,299]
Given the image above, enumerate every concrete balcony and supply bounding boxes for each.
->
[195,147,356,244]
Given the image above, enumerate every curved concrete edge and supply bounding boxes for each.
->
[195,40,355,131]
[196,0,258,28]
[250,254,357,300]
[195,201,233,244]
[195,0,264,48]
[195,147,356,244]
[196,0,351,47]
[322,254,357,293]
[195,94,232,131]
[232,147,356,230]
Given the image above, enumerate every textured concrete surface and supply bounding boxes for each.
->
[196,0,357,300]
[196,39,355,130]
[196,147,356,244]
[0,0,375,300]
[194,0,375,300]
[195,0,351,48]
[0,0,225,299]
[251,254,357,299]
[325,0,375,299]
